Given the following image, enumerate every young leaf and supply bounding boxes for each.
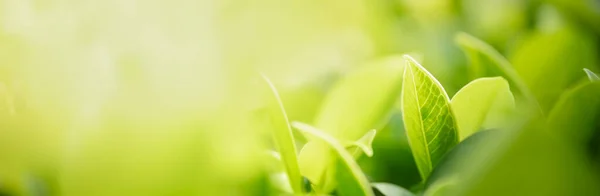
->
[301,128,377,157]
[584,68,600,81]
[298,56,405,187]
[401,55,459,180]
[314,55,405,140]
[293,122,375,196]
[344,130,377,157]
[261,74,303,194]
[372,183,414,196]
[454,32,535,103]
[451,77,515,140]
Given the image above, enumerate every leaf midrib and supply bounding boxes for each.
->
[407,62,433,174]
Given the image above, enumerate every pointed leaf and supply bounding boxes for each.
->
[344,130,377,157]
[401,55,459,180]
[451,77,515,140]
[293,122,375,196]
[372,183,414,196]
[454,32,535,103]
[261,74,303,194]
[584,68,600,81]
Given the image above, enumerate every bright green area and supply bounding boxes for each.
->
[0,0,599,196]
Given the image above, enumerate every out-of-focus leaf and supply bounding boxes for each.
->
[461,0,528,48]
[584,68,600,81]
[263,150,283,173]
[293,122,374,196]
[314,55,405,140]
[423,177,456,196]
[401,55,459,180]
[457,122,600,195]
[297,141,329,191]
[424,130,504,193]
[542,0,600,33]
[269,172,293,194]
[547,82,600,145]
[451,77,515,140]
[372,183,414,196]
[302,129,377,157]
[344,130,377,157]
[511,26,599,112]
[298,56,405,187]
[262,75,303,194]
[454,32,535,104]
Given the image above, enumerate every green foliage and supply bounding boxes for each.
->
[511,26,598,112]
[313,55,405,140]
[372,183,414,196]
[3,1,600,196]
[454,32,536,104]
[345,130,377,157]
[261,75,304,194]
[293,122,375,196]
[401,55,459,180]
[298,56,405,190]
[451,77,515,140]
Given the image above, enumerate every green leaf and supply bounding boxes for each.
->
[372,183,414,196]
[298,56,405,187]
[547,82,600,144]
[424,130,504,193]
[344,130,377,157]
[584,68,600,81]
[261,74,303,194]
[314,55,405,140]
[423,177,457,196]
[450,77,515,140]
[293,122,375,196]
[510,27,598,112]
[401,55,459,180]
[456,118,600,195]
[454,32,535,103]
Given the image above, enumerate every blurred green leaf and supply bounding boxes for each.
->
[584,68,600,81]
[298,56,405,188]
[293,122,375,196]
[454,32,535,104]
[262,75,303,194]
[547,81,600,145]
[424,130,504,194]
[542,0,600,33]
[372,183,414,196]
[457,122,600,195]
[423,177,456,196]
[401,55,459,180]
[451,77,515,140]
[511,27,599,112]
[314,55,406,140]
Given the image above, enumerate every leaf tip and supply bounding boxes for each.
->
[584,68,600,81]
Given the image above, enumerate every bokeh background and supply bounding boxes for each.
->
[0,0,599,195]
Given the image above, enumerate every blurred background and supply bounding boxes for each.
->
[0,0,598,195]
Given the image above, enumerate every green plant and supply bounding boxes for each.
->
[261,32,600,195]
